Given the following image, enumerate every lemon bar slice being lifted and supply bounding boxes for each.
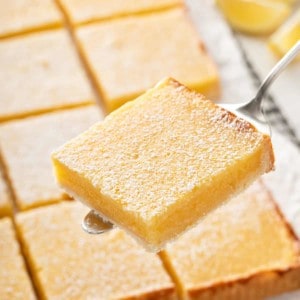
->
[52,78,274,252]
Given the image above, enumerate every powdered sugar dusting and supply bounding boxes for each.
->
[166,181,299,288]
[0,218,35,300]
[16,202,175,299]
[0,167,11,214]
[0,106,102,210]
[262,131,300,238]
[54,79,269,223]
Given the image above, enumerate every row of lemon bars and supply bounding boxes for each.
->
[2,173,300,299]
[0,0,300,300]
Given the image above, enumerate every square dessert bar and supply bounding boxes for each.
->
[0,217,36,300]
[59,0,183,25]
[161,181,300,299]
[0,106,102,211]
[0,0,63,39]
[0,29,95,122]
[0,167,12,217]
[16,202,176,300]
[76,8,219,112]
[52,78,274,252]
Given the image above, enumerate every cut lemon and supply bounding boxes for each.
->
[269,8,300,58]
[216,0,291,35]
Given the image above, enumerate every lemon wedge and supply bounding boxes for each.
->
[216,0,291,35]
[269,9,300,58]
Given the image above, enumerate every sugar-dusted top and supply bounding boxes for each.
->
[0,0,63,38]
[0,217,36,300]
[77,8,218,109]
[53,78,271,222]
[0,168,11,217]
[0,106,102,210]
[0,29,95,121]
[16,202,175,299]
[166,181,300,289]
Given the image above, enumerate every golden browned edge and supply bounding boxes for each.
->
[58,0,185,27]
[159,182,300,300]
[3,2,210,300]
[0,148,18,215]
[173,6,222,102]
[0,145,55,298]
[0,22,63,40]
[18,194,72,212]
[159,250,183,299]
[0,3,276,299]
[0,216,38,299]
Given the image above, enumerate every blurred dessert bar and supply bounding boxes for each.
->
[76,8,219,111]
[58,0,184,25]
[16,201,176,299]
[0,217,36,300]
[0,167,12,217]
[0,106,102,211]
[52,78,273,251]
[0,0,63,39]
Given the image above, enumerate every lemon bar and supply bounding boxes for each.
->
[0,106,102,211]
[59,0,183,25]
[16,201,176,300]
[0,167,12,217]
[52,78,274,252]
[76,8,219,112]
[0,29,95,122]
[161,181,300,299]
[0,0,63,39]
[0,217,36,300]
